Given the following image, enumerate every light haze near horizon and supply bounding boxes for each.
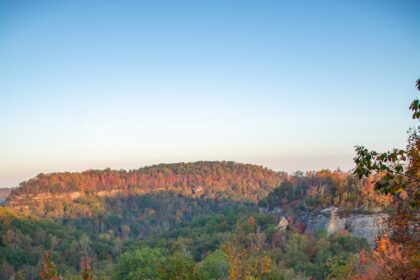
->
[1,0,419,188]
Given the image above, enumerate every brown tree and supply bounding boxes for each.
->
[39,252,58,280]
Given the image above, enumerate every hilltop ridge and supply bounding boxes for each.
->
[6,161,287,213]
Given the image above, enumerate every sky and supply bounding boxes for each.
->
[0,0,419,188]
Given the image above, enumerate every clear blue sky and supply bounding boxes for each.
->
[0,0,419,188]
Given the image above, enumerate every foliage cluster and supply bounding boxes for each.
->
[8,162,286,206]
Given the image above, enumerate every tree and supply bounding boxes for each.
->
[224,225,273,280]
[112,248,164,280]
[199,250,229,280]
[80,256,93,280]
[354,79,420,204]
[160,252,199,280]
[39,252,58,280]
[352,80,419,279]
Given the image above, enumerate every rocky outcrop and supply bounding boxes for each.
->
[301,207,387,246]
[261,206,387,247]
[276,216,289,231]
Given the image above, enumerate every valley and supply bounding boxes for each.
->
[0,161,390,279]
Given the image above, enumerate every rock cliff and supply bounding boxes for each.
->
[262,206,387,247]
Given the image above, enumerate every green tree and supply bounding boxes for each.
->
[199,250,229,280]
[112,247,164,280]
[354,79,420,205]
[284,233,310,270]
[160,252,199,280]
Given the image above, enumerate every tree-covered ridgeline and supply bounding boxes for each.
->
[7,161,286,211]
[1,79,418,280]
[1,168,384,279]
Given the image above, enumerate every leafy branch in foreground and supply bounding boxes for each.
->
[351,80,419,280]
[353,79,420,200]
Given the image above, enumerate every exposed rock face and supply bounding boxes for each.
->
[346,214,387,245]
[260,206,387,247]
[276,216,289,231]
[302,208,387,247]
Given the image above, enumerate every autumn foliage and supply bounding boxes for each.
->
[351,234,418,280]
[224,218,273,280]
[352,81,420,280]
[8,161,286,206]
[39,252,58,280]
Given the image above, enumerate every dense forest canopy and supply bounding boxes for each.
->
[2,85,417,279]
[2,88,419,279]
[2,0,419,278]
[259,169,392,213]
[7,161,286,205]
[0,162,392,279]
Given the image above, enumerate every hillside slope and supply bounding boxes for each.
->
[6,161,286,214]
[0,168,381,280]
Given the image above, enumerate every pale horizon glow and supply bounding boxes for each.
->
[1,1,419,188]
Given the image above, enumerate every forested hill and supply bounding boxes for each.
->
[6,161,286,207]
[0,167,389,279]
